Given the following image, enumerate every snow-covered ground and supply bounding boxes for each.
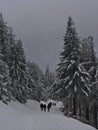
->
[0,100,96,130]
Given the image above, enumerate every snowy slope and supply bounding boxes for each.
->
[0,100,96,130]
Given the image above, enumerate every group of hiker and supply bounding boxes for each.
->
[40,101,56,112]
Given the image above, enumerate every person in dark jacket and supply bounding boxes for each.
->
[43,104,46,112]
[47,102,52,112]
[40,103,44,111]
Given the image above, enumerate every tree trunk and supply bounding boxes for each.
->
[78,102,81,117]
[73,95,77,116]
[93,104,97,128]
[85,106,89,121]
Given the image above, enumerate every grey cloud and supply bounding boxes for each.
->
[0,0,98,70]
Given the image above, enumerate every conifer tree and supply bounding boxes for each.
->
[52,16,91,116]
[0,47,11,103]
[6,39,27,103]
[0,13,12,103]
[0,13,10,62]
[26,62,45,101]
[80,36,98,127]
[44,65,55,98]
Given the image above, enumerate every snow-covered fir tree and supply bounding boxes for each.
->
[0,13,47,103]
[44,65,55,98]
[6,39,27,103]
[0,47,12,103]
[51,16,91,116]
[26,62,45,101]
[44,65,50,88]
[0,13,10,62]
[0,13,13,103]
[80,36,98,127]
[80,36,97,72]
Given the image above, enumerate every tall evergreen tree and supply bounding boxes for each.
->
[6,39,27,103]
[0,13,10,62]
[26,62,45,101]
[51,16,91,116]
[44,65,50,88]
[80,36,98,127]
[44,65,55,98]
[0,47,11,103]
[0,13,12,103]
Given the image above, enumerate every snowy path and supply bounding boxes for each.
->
[0,100,96,130]
[19,113,96,130]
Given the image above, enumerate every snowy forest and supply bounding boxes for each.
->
[0,13,98,129]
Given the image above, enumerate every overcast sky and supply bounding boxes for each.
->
[0,0,98,71]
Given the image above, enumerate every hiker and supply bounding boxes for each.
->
[53,102,56,106]
[47,102,52,112]
[40,103,44,111]
[43,104,46,112]
[40,101,47,112]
